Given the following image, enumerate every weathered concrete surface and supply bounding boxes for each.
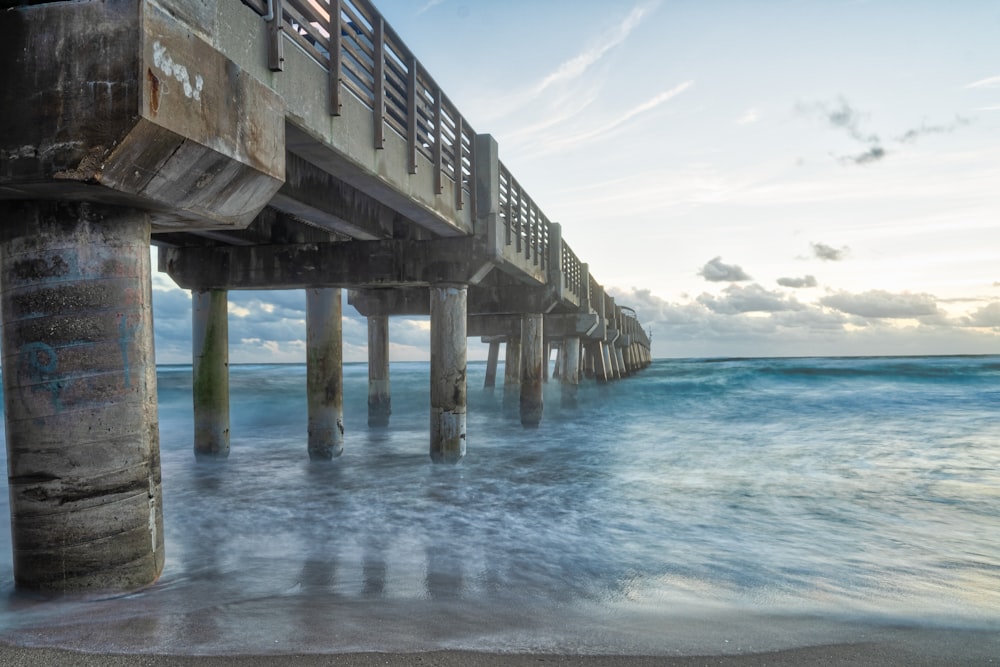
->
[367,315,391,428]
[0,200,164,592]
[205,1,473,238]
[306,288,344,459]
[0,1,284,230]
[429,285,467,463]
[484,338,501,389]
[160,238,494,290]
[560,336,581,408]
[519,315,544,428]
[502,335,522,415]
[192,289,230,459]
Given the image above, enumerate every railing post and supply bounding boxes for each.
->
[547,222,562,294]
[474,134,501,256]
[407,57,418,173]
[373,16,385,149]
[580,263,591,312]
[267,0,285,72]
[433,88,443,194]
[455,115,465,210]
[328,0,342,115]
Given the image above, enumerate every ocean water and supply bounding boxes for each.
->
[0,356,998,655]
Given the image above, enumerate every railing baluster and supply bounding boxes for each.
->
[373,15,385,149]
[328,0,342,115]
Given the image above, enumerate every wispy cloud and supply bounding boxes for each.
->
[533,2,658,95]
[896,116,972,143]
[546,81,694,149]
[417,0,446,15]
[965,75,1000,89]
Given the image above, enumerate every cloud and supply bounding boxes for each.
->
[697,283,804,314]
[962,302,1000,328]
[800,97,879,144]
[819,290,943,319]
[896,116,972,143]
[533,3,657,95]
[843,145,886,165]
[417,0,446,14]
[607,286,1000,359]
[777,275,818,288]
[699,256,752,282]
[811,242,849,261]
[543,81,694,150]
[799,97,890,165]
[737,108,759,125]
[965,75,1000,89]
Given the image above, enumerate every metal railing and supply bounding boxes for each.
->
[259,0,648,348]
[267,0,475,212]
[498,161,548,272]
[561,242,583,303]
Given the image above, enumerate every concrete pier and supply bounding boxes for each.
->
[429,284,467,463]
[192,289,230,459]
[520,314,544,428]
[0,201,164,591]
[367,315,391,428]
[306,288,345,460]
[484,338,501,389]
[561,336,581,407]
[503,335,522,414]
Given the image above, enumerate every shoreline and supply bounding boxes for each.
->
[0,644,996,667]
[2,627,998,667]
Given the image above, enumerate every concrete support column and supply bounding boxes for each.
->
[0,200,164,592]
[520,314,544,428]
[560,336,581,408]
[484,338,501,389]
[367,314,391,428]
[583,343,596,379]
[503,335,521,412]
[193,288,230,459]
[615,344,628,378]
[542,342,551,382]
[430,284,467,463]
[306,288,344,460]
[596,341,610,383]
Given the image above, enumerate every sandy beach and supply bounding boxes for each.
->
[2,627,998,667]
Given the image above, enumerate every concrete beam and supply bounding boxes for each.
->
[160,238,495,290]
[269,152,394,241]
[0,2,285,230]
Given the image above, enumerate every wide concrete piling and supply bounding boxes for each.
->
[561,336,581,408]
[307,288,344,459]
[0,200,164,592]
[502,335,522,414]
[192,289,230,459]
[429,284,467,463]
[367,314,391,427]
[520,314,544,428]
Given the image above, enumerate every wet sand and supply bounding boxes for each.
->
[2,628,998,667]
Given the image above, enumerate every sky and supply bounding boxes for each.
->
[153,0,1000,362]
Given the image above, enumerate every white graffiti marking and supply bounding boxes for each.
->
[152,40,204,101]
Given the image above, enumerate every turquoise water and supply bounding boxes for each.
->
[0,356,998,654]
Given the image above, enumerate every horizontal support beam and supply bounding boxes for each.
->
[269,152,394,241]
[160,238,494,290]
